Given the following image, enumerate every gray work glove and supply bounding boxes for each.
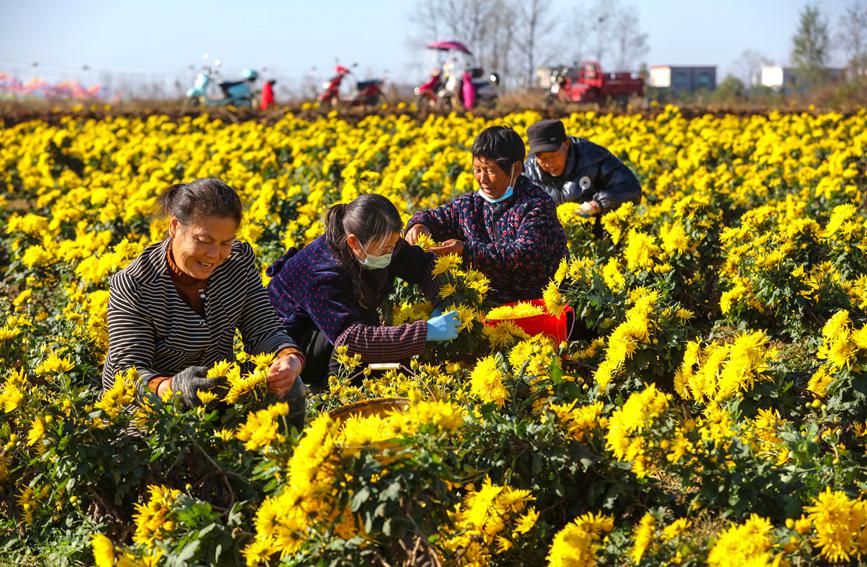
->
[285,377,308,430]
[171,366,228,408]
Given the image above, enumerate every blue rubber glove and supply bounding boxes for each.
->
[426,310,461,342]
[430,305,444,318]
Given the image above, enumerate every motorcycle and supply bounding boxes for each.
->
[413,68,443,110]
[418,41,499,110]
[185,56,258,107]
[318,63,388,107]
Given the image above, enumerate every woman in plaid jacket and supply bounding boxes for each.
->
[405,125,568,305]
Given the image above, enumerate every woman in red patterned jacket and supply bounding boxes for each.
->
[405,125,568,305]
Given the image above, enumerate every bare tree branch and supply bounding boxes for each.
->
[514,0,559,85]
[836,0,867,75]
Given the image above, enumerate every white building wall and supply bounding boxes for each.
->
[760,65,785,88]
[649,67,671,88]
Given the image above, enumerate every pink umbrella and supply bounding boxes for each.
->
[425,41,472,55]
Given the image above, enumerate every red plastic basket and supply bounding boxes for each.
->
[484,298,574,343]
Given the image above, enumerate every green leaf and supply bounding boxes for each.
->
[174,540,200,564]
[351,487,370,512]
[380,481,401,502]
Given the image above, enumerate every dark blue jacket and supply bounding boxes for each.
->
[524,136,642,210]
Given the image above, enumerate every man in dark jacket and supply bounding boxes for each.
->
[524,119,642,219]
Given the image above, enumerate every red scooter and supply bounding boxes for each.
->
[413,68,444,110]
[318,63,388,107]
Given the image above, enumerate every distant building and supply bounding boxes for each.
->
[758,66,800,91]
[758,65,846,92]
[648,66,716,94]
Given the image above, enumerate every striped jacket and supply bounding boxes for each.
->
[101,239,298,392]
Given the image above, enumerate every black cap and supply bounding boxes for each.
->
[527,119,567,154]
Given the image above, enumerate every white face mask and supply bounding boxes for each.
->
[478,165,518,204]
[359,241,392,270]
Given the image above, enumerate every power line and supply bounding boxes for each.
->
[0,49,397,81]
[0,60,193,79]
[0,49,195,75]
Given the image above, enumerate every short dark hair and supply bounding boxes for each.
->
[471,125,525,173]
[159,178,242,225]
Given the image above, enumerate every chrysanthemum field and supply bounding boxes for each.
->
[1,106,866,566]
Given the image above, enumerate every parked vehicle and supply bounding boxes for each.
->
[318,64,352,105]
[318,63,388,107]
[546,60,644,106]
[413,68,444,110]
[417,41,499,110]
[185,56,258,107]
[443,66,499,110]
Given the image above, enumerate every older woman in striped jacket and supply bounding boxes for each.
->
[102,178,305,408]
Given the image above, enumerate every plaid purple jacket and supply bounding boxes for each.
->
[266,236,438,363]
[406,176,567,305]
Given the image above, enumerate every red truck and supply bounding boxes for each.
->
[545,60,644,106]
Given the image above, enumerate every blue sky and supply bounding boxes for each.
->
[0,0,851,89]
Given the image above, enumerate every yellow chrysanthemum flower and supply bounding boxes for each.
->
[470,356,508,407]
[487,302,544,321]
[431,253,463,277]
[91,534,115,567]
[547,512,614,566]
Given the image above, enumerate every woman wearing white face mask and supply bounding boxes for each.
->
[405,126,568,305]
[266,194,459,390]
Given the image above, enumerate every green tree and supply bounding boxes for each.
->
[713,75,745,102]
[791,3,831,86]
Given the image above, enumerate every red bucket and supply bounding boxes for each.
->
[484,299,574,343]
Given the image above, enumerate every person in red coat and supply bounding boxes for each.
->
[260,79,276,110]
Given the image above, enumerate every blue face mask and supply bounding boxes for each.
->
[479,185,514,204]
[478,166,518,204]
[359,241,393,270]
